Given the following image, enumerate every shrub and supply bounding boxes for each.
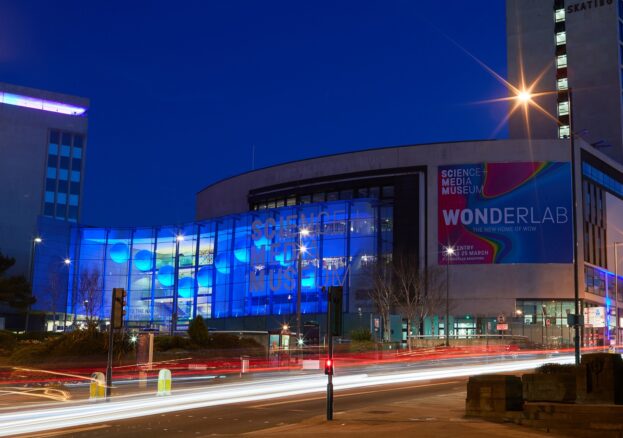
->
[188,316,209,346]
[9,344,49,364]
[351,328,372,342]
[154,335,192,351]
[0,330,17,353]
[536,363,577,374]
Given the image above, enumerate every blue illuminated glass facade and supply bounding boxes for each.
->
[37,199,390,329]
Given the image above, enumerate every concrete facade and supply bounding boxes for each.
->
[0,82,88,277]
[196,138,623,344]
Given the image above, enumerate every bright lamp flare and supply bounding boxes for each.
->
[517,90,532,103]
[445,247,455,256]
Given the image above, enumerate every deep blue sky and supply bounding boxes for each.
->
[0,1,508,227]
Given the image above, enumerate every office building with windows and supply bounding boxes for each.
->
[0,82,88,280]
[507,0,623,162]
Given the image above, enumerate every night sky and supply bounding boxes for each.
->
[0,1,508,227]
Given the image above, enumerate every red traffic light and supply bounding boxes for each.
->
[324,358,333,375]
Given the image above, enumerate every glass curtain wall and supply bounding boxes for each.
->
[63,200,382,328]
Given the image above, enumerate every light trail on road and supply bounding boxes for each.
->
[0,355,574,437]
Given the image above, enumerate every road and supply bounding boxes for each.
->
[22,377,469,437]
[1,356,571,437]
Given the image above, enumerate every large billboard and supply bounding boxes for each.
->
[438,162,573,265]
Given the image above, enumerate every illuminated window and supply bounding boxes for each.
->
[45,191,54,203]
[71,170,80,182]
[555,8,565,22]
[556,32,567,45]
[558,101,570,116]
[69,194,79,206]
[557,77,569,90]
[559,125,571,138]
[556,55,568,68]
[59,169,68,180]
[46,167,57,178]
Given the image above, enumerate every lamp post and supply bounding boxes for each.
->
[444,246,455,347]
[614,242,622,346]
[514,87,581,365]
[170,234,184,336]
[58,258,70,332]
[296,227,309,349]
[515,308,524,336]
[25,237,42,332]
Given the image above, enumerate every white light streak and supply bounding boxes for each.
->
[0,356,573,437]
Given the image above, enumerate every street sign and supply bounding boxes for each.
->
[545,318,551,327]
[496,323,508,331]
[497,314,506,324]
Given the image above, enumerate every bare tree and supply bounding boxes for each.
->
[77,268,103,326]
[392,253,421,350]
[415,265,448,340]
[367,257,395,342]
[393,255,450,349]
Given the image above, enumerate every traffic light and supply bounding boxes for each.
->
[112,288,127,329]
[328,286,343,336]
[324,358,334,375]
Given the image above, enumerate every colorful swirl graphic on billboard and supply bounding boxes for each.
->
[438,162,573,264]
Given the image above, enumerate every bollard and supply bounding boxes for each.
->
[89,372,106,401]
[240,356,250,376]
[157,368,171,396]
[138,370,147,389]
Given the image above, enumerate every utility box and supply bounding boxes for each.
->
[577,353,623,405]
[466,375,523,415]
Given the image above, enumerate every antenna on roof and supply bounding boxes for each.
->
[251,144,256,170]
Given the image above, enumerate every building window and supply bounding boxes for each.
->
[382,186,395,199]
[44,203,54,216]
[555,8,565,22]
[45,191,55,203]
[558,101,570,116]
[69,194,79,206]
[559,125,570,138]
[556,31,567,46]
[557,77,569,90]
[46,167,57,178]
[59,169,68,180]
[556,54,568,69]
[286,196,296,206]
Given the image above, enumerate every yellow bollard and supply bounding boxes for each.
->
[89,372,106,401]
[157,368,171,396]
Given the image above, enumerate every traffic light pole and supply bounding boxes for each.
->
[326,288,333,421]
[106,292,116,399]
[106,288,126,399]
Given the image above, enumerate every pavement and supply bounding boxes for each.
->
[245,385,559,438]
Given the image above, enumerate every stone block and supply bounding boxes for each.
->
[466,374,523,415]
[523,372,576,402]
[577,353,623,405]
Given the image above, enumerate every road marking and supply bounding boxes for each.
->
[249,380,462,409]
[20,424,110,437]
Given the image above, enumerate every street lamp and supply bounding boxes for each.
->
[296,227,309,349]
[170,233,184,335]
[515,88,581,365]
[614,242,622,346]
[25,237,43,332]
[64,258,71,265]
[444,246,455,347]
